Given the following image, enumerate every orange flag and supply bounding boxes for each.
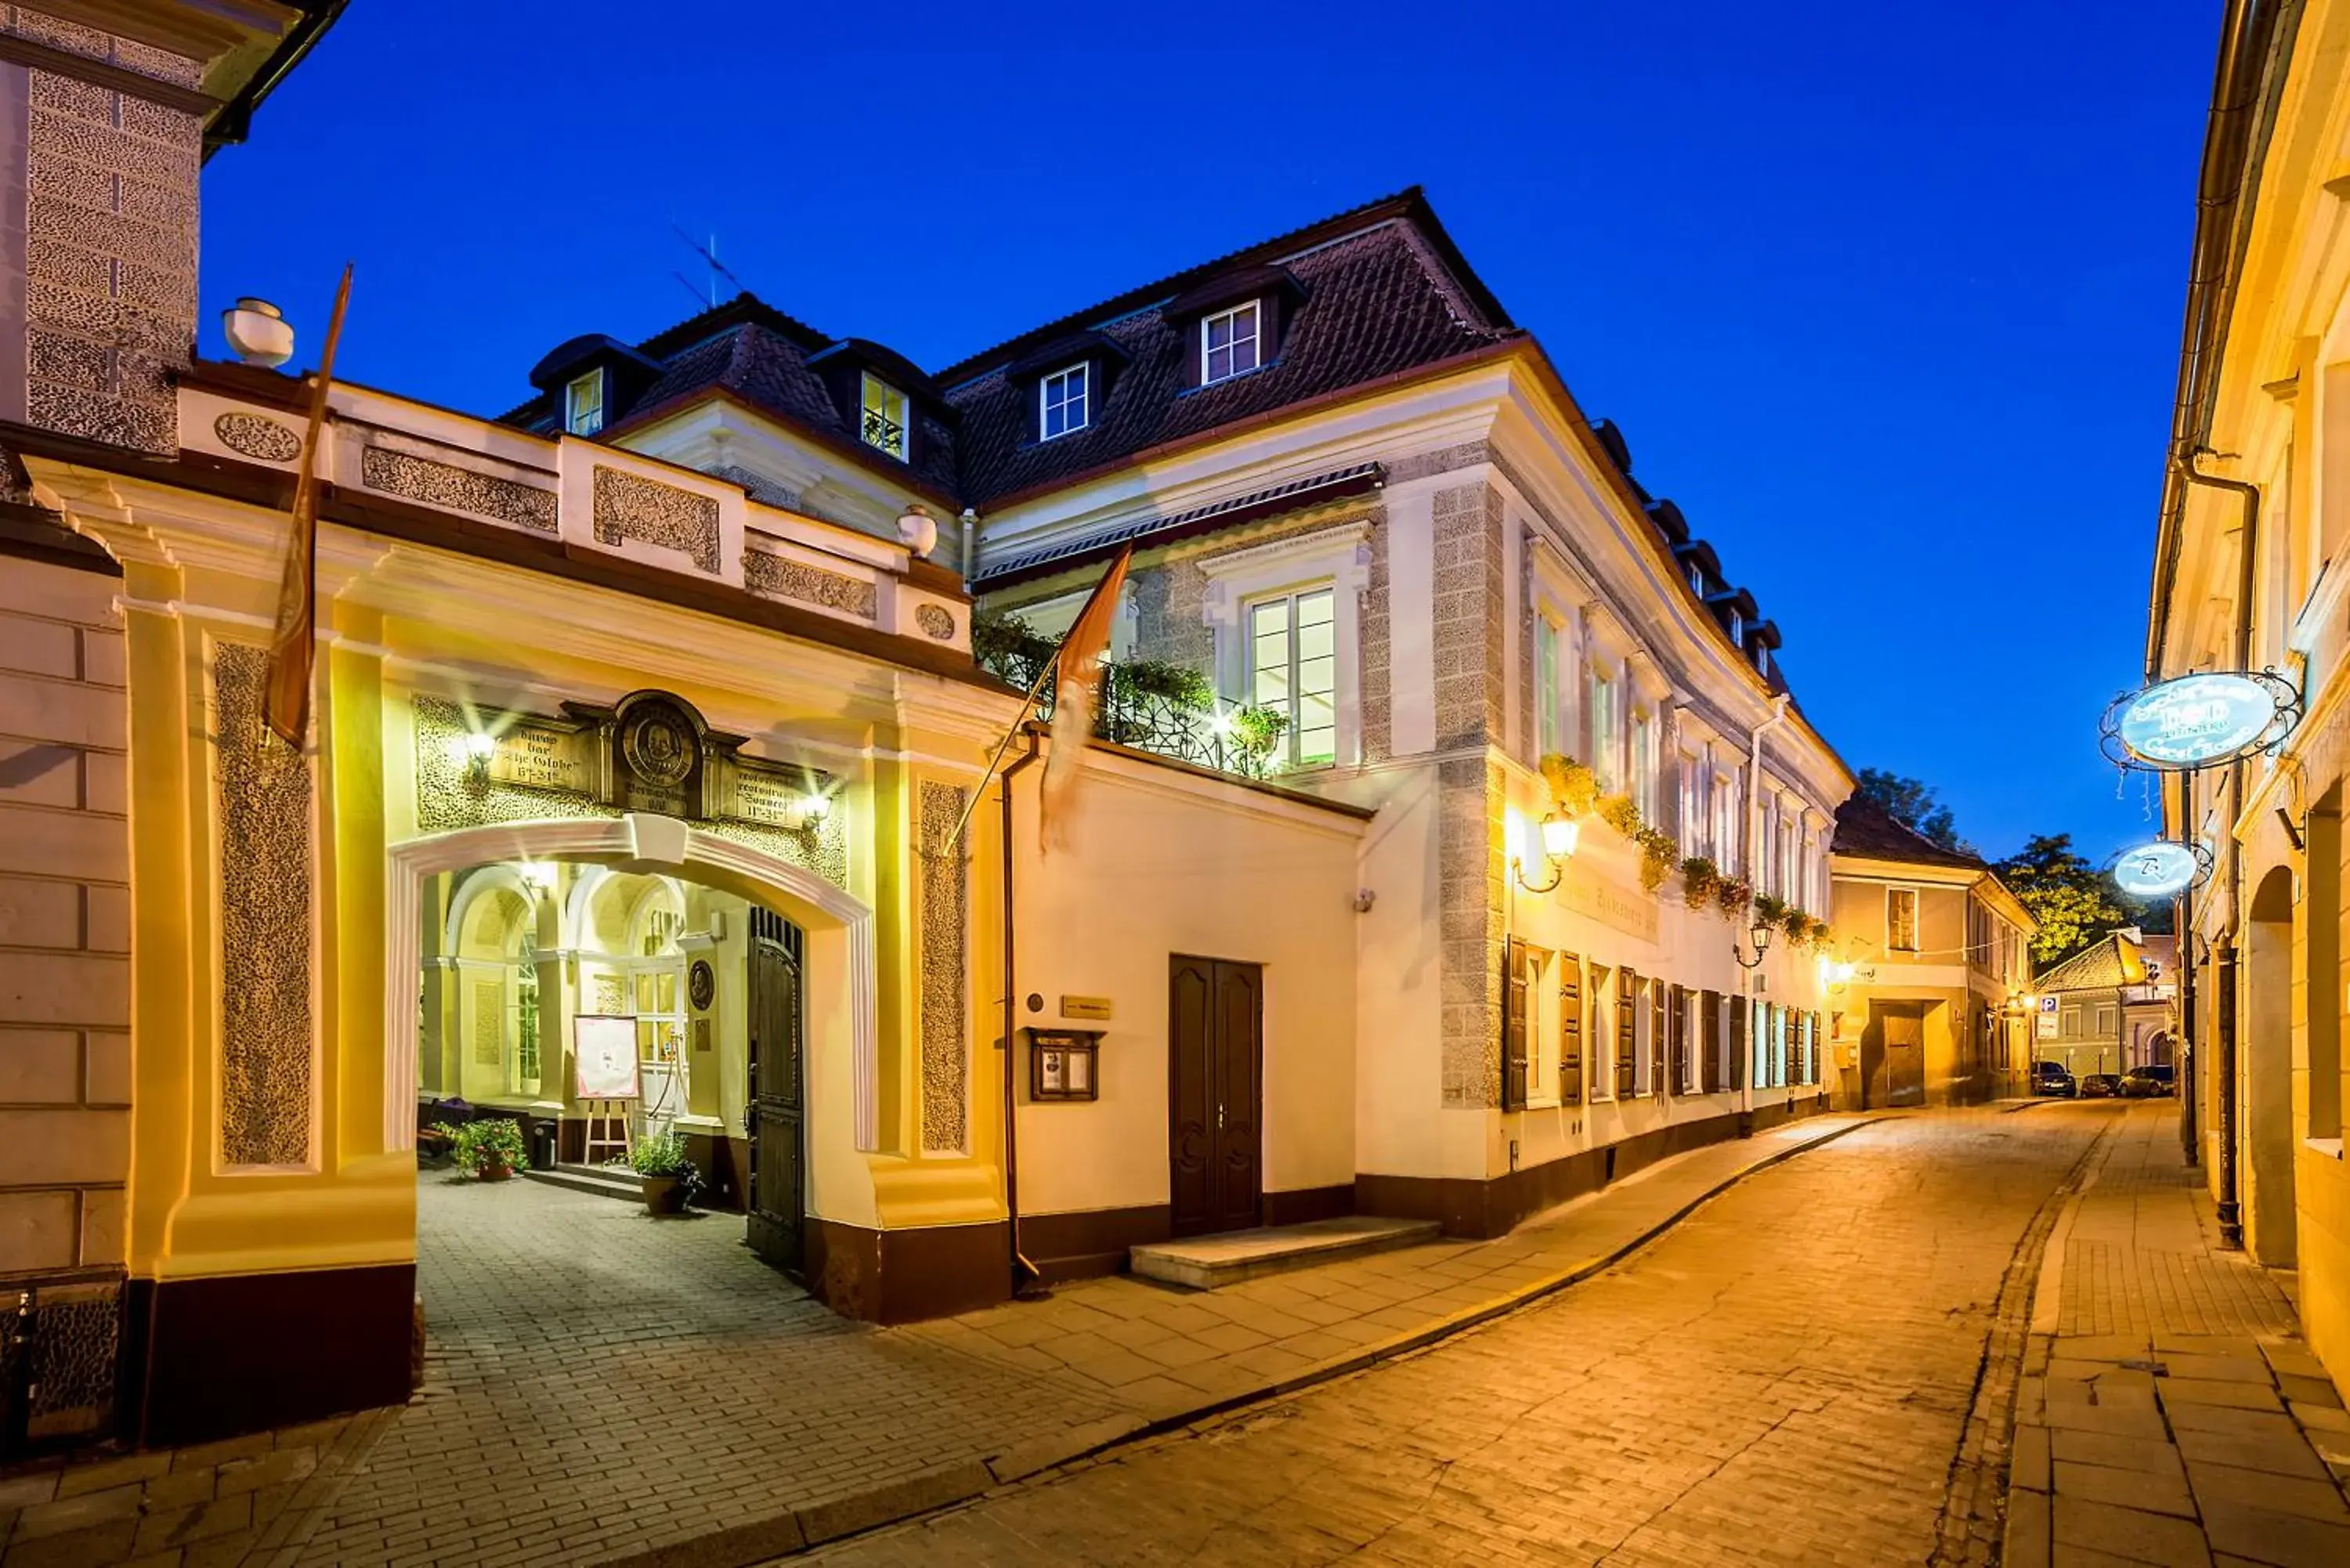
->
[263,264,354,750]
[1038,545,1132,849]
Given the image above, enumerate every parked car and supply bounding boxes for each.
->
[2080,1073,2123,1099]
[2121,1064,2178,1098]
[2032,1060,2078,1098]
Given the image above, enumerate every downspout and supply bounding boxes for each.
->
[2186,458,2258,1248]
[999,730,1043,1294]
[1744,693,1793,1120]
[2175,771,2200,1165]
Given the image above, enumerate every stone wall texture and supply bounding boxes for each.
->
[0,549,131,1275]
[918,782,969,1154]
[20,46,201,453]
[1439,754,1504,1107]
[1431,482,1504,752]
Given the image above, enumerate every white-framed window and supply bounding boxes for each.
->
[1202,302,1261,384]
[1589,966,1615,1100]
[1715,768,1743,876]
[1536,614,1563,757]
[1040,363,1090,439]
[1688,563,1706,597]
[1589,666,1622,791]
[1679,747,1709,855]
[1247,585,1337,768]
[1629,707,1659,824]
[1759,795,1780,896]
[565,369,605,436]
[861,373,909,461]
[1888,887,1919,952]
[1725,609,1744,645]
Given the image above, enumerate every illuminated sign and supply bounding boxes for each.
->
[2104,672,2298,770]
[2112,841,2201,899]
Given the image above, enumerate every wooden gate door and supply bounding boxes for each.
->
[1867,1002,1926,1108]
[1169,956,1264,1238]
[745,908,804,1273]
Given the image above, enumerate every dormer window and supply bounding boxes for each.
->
[861,374,909,461]
[1755,645,1771,679]
[1688,563,1705,597]
[1039,363,1090,439]
[565,369,605,436]
[1725,610,1744,645]
[1202,302,1260,385]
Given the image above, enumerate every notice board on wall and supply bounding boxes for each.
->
[573,1015,641,1100]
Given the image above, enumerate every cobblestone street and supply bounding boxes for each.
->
[808,1107,2117,1567]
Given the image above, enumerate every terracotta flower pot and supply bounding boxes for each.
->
[641,1175,688,1216]
[479,1162,512,1182]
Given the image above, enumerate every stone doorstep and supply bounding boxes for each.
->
[1129,1217,1445,1290]
[520,1164,641,1203]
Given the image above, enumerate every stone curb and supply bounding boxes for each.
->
[609,1111,1889,1567]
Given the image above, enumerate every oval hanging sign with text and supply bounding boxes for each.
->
[2111,841,2202,899]
[2105,671,2297,770]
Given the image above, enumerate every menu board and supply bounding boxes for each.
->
[573,1014,641,1100]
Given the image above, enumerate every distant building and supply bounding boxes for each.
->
[1825,795,2036,1107]
[2030,931,2175,1082]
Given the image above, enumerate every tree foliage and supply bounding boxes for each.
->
[1995,833,2128,968]
[1855,768,1974,855]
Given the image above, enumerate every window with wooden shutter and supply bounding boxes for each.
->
[1701,988,1723,1093]
[1730,999,1749,1091]
[1617,966,1639,1097]
[1650,980,1668,1095]
[1502,938,1530,1111]
[1559,953,1583,1104]
[1669,984,1690,1092]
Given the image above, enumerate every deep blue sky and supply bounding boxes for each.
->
[200,1,2215,862]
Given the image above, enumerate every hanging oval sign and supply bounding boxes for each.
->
[2110,840,2203,899]
[2104,671,2298,769]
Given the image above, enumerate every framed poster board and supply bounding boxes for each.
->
[573,1014,641,1100]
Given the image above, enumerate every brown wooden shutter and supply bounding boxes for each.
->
[1730,999,1749,1090]
[1650,979,1667,1095]
[1502,938,1529,1111]
[1701,989,1723,1093]
[1617,966,1638,1097]
[1669,984,1690,1092]
[1559,953,1583,1104]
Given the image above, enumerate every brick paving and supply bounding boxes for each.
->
[2007,1100,2350,1568]
[806,1107,2113,1566]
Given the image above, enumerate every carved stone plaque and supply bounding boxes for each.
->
[486,723,588,793]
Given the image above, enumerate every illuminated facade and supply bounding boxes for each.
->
[2144,0,2350,1398]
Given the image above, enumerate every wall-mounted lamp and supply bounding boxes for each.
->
[518,861,559,892]
[783,791,831,830]
[1512,811,1579,893]
[1732,919,1774,970]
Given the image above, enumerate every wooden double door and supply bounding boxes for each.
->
[1168,956,1264,1238]
[745,907,805,1273]
[1863,1001,1927,1108]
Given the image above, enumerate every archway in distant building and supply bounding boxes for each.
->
[2244,865,2296,1267]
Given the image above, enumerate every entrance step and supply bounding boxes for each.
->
[1130,1216,1443,1290]
[524,1162,641,1203]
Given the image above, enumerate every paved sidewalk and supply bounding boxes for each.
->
[904,1112,1878,1429]
[0,1111,1871,1568]
[2005,1100,2350,1567]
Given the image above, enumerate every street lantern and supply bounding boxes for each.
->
[1513,811,1578,893]
[1733,918,1773,970]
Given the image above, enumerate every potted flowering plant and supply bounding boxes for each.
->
[1680,856,1722,910]
[451,1118,526,1182]
[628,1129,702,1216]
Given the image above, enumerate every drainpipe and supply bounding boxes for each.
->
[1742,694,1793,1121]
[999,731,1043,1294]
[2176,771,2200,1165]
[2185,457,2258,1248]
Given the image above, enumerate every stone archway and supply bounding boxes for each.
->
[385,814,878,1176]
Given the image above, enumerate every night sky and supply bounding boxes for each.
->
[199,1,2216,862]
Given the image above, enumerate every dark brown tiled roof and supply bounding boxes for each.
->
[944,218,1519,506]
[1831,793,1986,870]
[2036,934,2147,994]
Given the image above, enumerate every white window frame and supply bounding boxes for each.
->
[1589,966,1616,1101]
[1527,946,1562,1111]
[1039,362,1090,440]
[1887,886,1920,952]
[1588,662,1623,792]
[1199,523,1370,769]
[565,369,605,436]
[1759,794,1780,897]
[1201,301,1261,385]
[860,372,910,461]
[1535,613,1564,758]
[1243,584,1339,770]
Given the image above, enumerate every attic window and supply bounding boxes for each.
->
[1724,609,1744,645]
[861,374,909,461]
[1755,645,1771,679]
[565,370,605,436]
[1202,302,1260,385]
[1040,363,1090,439]
[1687,562,1705,597]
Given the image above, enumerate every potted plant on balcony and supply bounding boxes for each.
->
[628,1129,701,1216]
[451,1118,526,1183]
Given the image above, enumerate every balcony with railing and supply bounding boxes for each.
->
[974,609,1289,780]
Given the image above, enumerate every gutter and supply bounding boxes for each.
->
[203,1,348,161]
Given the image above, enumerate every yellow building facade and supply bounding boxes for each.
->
[2147,0,2350,1400]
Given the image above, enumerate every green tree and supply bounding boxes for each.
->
[1996,833,2128,967]
[1855,768,1975,855]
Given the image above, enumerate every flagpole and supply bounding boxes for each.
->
[942,654,1054,854]
[263,262,353,750]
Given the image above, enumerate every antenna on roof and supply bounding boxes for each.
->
[671,225,746,309]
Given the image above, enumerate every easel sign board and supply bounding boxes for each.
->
[573,1015,642,1100]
